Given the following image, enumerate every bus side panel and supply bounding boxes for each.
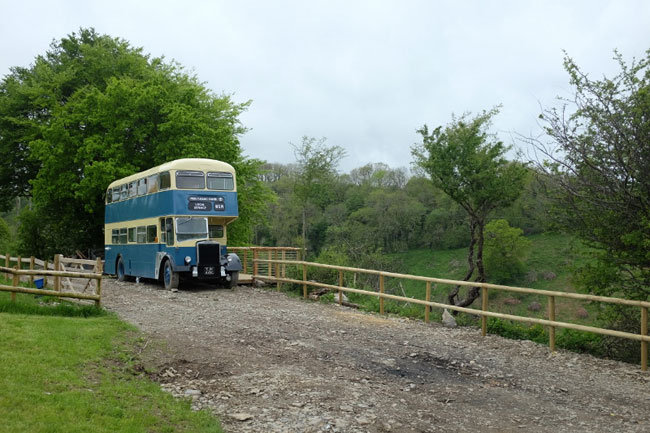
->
[105,190,239,224]
[105,245,117,274]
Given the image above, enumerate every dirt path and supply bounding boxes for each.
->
[102,278,650,433]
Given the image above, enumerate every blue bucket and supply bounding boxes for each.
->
[34,278,44,289]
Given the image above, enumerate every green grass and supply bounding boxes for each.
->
[0,290,222,433]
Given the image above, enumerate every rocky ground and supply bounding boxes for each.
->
[101,278,650,433]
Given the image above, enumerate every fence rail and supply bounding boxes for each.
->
[252,259,650,371]
[0,253,103,306]
[229,247,301,276]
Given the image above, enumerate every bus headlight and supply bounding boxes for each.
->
[184,256,191,265]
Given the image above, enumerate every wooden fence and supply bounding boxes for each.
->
[0,253,103,306]
[253,259,650,371]
[229,247,301,277]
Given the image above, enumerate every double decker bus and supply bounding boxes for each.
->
[104,158,242,289]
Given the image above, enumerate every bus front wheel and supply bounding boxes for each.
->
[163,260,179,290]
[116,257,126,282]
[226,271,239,289]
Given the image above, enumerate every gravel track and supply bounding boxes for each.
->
[102,278,650,433]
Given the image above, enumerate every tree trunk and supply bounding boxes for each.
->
[447,220,477,305]
[448,219,482,309]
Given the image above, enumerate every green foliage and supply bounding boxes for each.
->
[412,108,527,223]
[483,219,531,284]
[0,217,11,253]
[0,28,267,254]
[292,136,346,256]
[535,50,650,303]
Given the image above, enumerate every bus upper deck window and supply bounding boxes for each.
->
[159,172,171,190]
[120,184,128,201]
[137,178,147,196]
[106,189,112,204]
[147,174,159,193]
[207,172,234,190]
[128,181,136,198]
[112,188,121,202]
[176,170,205,189]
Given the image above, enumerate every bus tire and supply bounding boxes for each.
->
[163,260,179,290]
[227,271,239,289]
[116,256,127,282]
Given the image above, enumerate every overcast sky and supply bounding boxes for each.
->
[1,1,649,172]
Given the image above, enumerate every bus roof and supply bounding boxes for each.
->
[107,158,236,190]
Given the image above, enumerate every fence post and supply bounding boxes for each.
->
[275,260,280,290]
[43,260,49,289]
[642,307,648,371]
[267,250,272,279]
[253,249,258,280]
[11,266,18,302]
[30,256,35,286]
[548,296,556,352]
[16,256,21,284]
[302,263,307,299]
[54,254,61,292]
[95,257,103,308]
[338,270,343,305]
[481,287,488,336]
[243,250,248,275]
[425,281,432,323]
[3,253,8,279]
[282,250,286,278]
[379,273,385,315]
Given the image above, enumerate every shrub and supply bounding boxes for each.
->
[484,219,531,284]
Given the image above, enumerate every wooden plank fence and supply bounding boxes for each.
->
[253,258,650,371]
[0,253,103,306]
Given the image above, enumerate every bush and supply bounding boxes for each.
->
[484,219,531,284]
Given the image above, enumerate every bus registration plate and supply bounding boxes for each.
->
[203,266,216,276]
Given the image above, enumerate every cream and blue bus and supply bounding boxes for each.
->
[104,158,242,289]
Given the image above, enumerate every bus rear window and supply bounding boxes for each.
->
[176,171,205,189]
[207,172,234,190]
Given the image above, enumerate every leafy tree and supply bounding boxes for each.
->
[531,50,650,302]
[292,136,346,257]
[0,28,267,255]
[412,108,527,308]
[529,50,650,361]
[483,219,531,284]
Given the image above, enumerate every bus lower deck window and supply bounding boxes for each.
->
[209,225,224,238]
[147,225,157,243]
[137,226,147,243]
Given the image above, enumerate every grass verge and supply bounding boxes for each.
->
[0,291,222,433]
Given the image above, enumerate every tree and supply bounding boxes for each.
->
[412,108,527,307]
[530,50,650,302]
[528,50,650,360]
[0,28,268,255]
[292,136,346,257]
[483,219,531,284]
